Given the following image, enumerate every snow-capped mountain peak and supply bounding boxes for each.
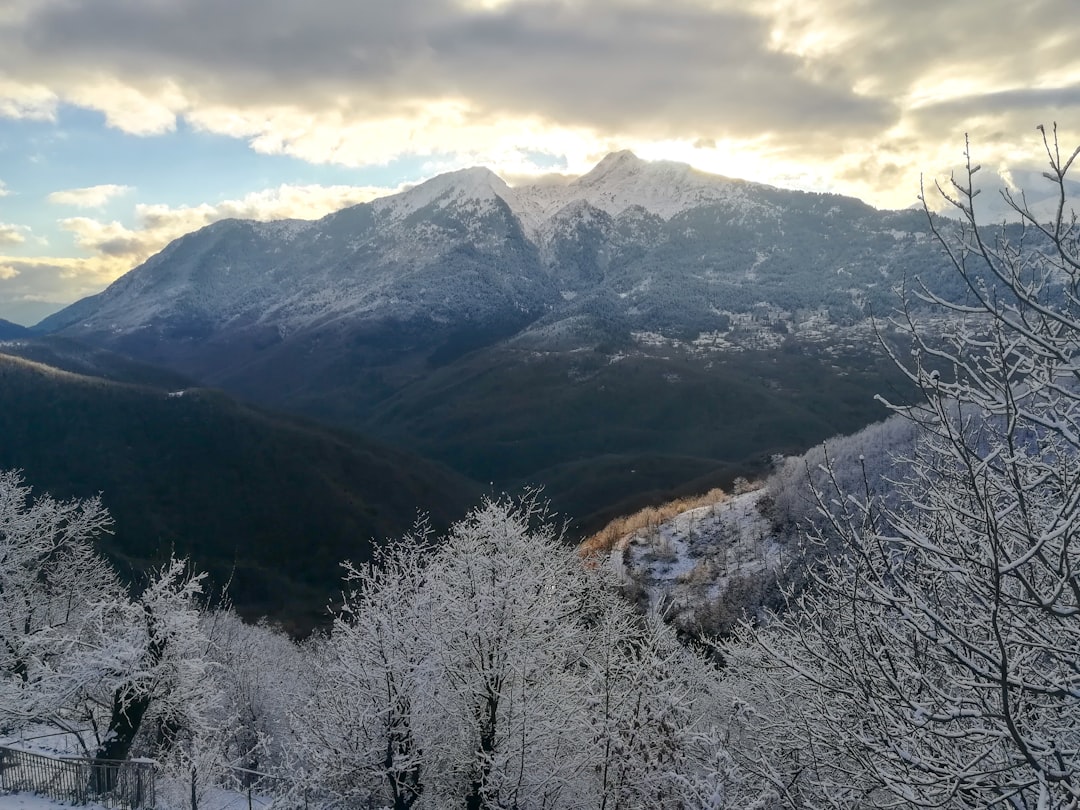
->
[374,166,519,223]
[515,151,752,223]
[350,152,763,236]
[576,150,648,185]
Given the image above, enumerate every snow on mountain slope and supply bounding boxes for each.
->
[373,166,521,224]
[365,151,761,239]
[516,150,762,225]
[39,147,943,379]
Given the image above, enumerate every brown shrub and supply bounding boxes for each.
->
[577,487,730,560]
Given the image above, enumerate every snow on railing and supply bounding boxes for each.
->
[0,744,156,808]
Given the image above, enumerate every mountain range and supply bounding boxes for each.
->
[35,151,943,527]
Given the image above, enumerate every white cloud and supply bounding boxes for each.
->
[6,182,398,309]
[58,182,395,271]
[0,181,9,197]
[0,254,121,310]
[65,78,186,135]
[211,183,396,220]
[0,183,399,314]
[0,222,28,246]
[0,78,57,121]
[188,100,611,178]
[47,184,133,208]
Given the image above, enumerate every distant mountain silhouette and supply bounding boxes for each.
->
[0,318,30,339]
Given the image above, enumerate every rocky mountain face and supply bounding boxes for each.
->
[39,153,945,526]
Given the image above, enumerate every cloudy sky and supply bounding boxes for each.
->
[0,0,1077,323]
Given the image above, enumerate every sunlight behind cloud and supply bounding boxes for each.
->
[65,79,185,135]
[0,78,58,121]
[51,182,395,279]
[187,100,603,176]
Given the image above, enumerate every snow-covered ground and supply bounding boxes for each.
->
[0,791,275,810]
[1,729,276,810]
[1,727,91,757]
[1,792,110,810]
[609,489,784,630]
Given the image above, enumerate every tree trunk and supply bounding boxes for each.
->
[91,604,166,794]
[466,691,498,810]
[90,681,153,794]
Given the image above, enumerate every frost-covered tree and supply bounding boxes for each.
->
[0,470,224,802]
[294,530,431,810]
[725,128,1080,808]
[0,470,123,738]
[581,607,726,808]
[764,413,918,540]
[202,610,305,786]
[291,495,723,809]
[88,557,214,764]
[421,498,606,809]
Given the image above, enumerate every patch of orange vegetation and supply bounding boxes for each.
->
[577,487,730,560]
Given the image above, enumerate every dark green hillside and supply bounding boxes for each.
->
[0,336,195,389]
[364,340,911,531]
[0,354,479,632]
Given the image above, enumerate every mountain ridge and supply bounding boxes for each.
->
[36,151,939,525]
[36,151,904,340]
[0,318,30,339]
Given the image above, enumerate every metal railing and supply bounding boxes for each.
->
[0,744,156,808]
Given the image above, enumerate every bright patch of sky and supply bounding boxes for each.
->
[0,106,435,254]
[1,0,1078,322]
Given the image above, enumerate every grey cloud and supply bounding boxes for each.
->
[5,0,894,139]
[0,259,97,310]
[837,156,905,186]
[775,0,1080,100]
[424,2,893,135]
[19,0,429,97]
[903,92,1080,188]
[917,159,1080,224]
[95,236,146,258]
[914,86,1080,125]
[973,166,1080,223]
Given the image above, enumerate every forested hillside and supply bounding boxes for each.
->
[0,351,477,630]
